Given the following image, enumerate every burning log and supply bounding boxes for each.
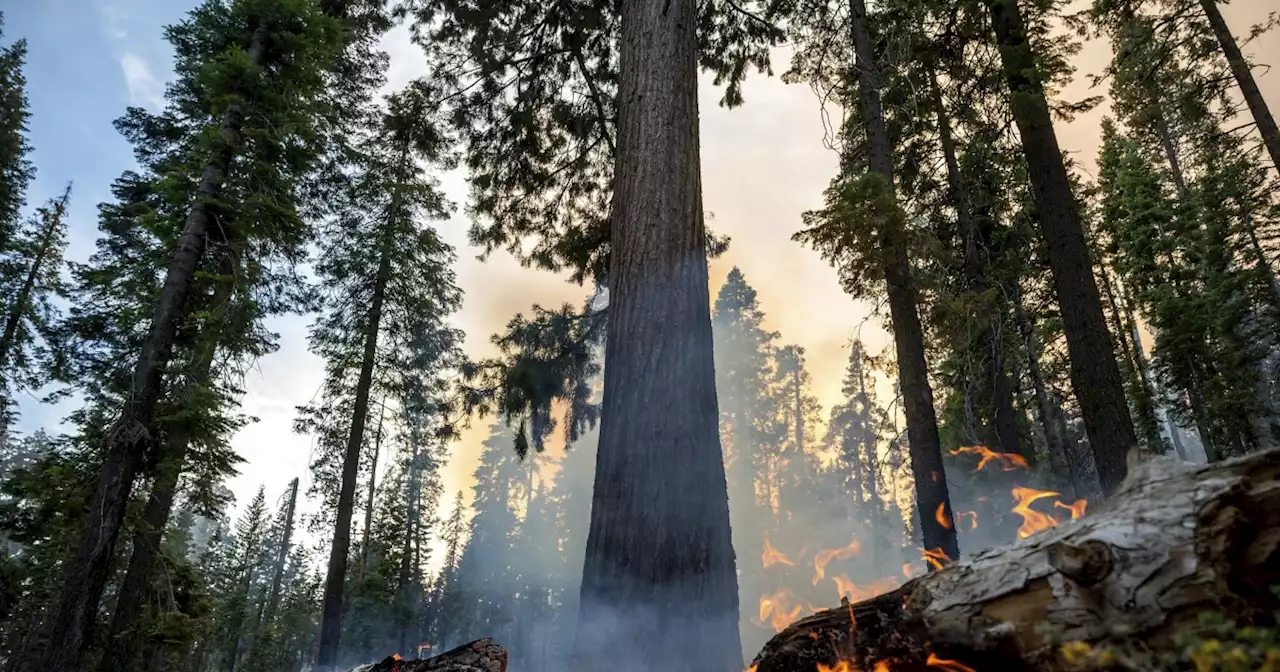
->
[355,639,507,672]
[748,448,1280,672]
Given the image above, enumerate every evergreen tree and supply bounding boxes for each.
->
[0,187,71,426]
[0,14,32,252]
[40,2,347,669]
[301,74,464,667]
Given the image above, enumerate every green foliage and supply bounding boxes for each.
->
[0,13,32,251]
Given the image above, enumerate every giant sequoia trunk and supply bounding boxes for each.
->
[569,0,741,670]
[849,0,958,561]
[749,447,1280,672]
[37,20,271,672]
[1198,0,1280,177]
[987,0,1137,495]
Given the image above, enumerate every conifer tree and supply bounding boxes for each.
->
[984,0,1137,493]
[0,14,33,252]
[0,187,70,425]
[39,2,347,668]
[301,74,464,667]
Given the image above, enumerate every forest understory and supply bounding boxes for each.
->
[2,0,1280,670]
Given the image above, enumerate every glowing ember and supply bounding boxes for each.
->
[873,661,893,672]
[1055,498,1088,520]
[817,661,854,672]
[920,547,953,571]
[762,536,795,568]
[926,653,976,672]
[1011,486,1062,538]
[954,510,978,530]
[935,502,952,530]
[813,538,861,585]
[745,665,758,672]
[758,589,805,632]
[392,653,403,661]
[950,445,1029,472]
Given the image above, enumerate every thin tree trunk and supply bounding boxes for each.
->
[397,437,420,656]
[359,403,385,583]
[263,477,299,627]
[0,187,67,373]
[1198,0,1280,177]
[987,0,1136,495]
[37,21,270,672]
[850,0,958,563]
[316,240,394,669]
[570,0,740,669]
[926,64,1025,465]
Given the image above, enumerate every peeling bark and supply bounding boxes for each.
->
[749,448,1280,672]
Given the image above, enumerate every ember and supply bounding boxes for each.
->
[926,653,976,672]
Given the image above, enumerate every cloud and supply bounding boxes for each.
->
[120,53,165,110]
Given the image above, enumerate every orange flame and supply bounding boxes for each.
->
[745,666,758,672]
[927,653,976,672]
[392,653,403,661]
[832,573,900,602]
[920,547,953,571]
[817,662,855,672]
[955,510,978,530]
[762,536,795,568]
[758,589,805,632]
[1012,486,1061,538]
[873,661,893,672]
[950,445,1029,472]
[813,538,861,585]
[935,502,952,530]
[1055,498,1087,520]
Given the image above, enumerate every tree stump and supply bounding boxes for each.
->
[749,448,1280,671]
[358,639,507,672]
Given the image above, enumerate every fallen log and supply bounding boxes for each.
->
[357,639,507,672]
[749,448,1280,672]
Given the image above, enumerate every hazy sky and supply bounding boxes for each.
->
[7,0,1279,562]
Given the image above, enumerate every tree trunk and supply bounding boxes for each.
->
[359,639,506,672]
[926,64,1024,465]
[850,0,958,562]
[1198,0,1280,177]
[569,0,740,670]
[748,447,1280,672]
[264,477,299,627]
[397,435,421,656]
[37,21,270,672]
[0,186,67,373]
[360,403,385,583]
[316,238,394,669]
[987,0,1137,495]
[1013,289,1098,498]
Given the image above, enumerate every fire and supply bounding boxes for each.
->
[1055,498,1088,520]
[1012,486,1062,538]
[935,502,952,530]
[392,653,403,661]
[817,661,855,672]
[954,510,978,530]
[950,445,1029,472]
[762,536,795,568]
[832,573,900,602]
[873,661,893,672]
[813,537,861,585]
[745,666,758,672]
[920,547,953,571]
[926,653,976,672]
[758,589,805,632]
